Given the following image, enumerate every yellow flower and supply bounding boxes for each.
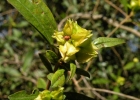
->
[52,19,98,63]
[52,31,65,45]
[59,42,80,62]
[53,20,92,46]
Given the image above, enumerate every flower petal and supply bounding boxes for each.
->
[52,31,65,44]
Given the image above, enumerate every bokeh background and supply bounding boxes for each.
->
[0,0,140,100]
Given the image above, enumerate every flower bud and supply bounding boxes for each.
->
[130,0,140,11]
[116,76,125,86]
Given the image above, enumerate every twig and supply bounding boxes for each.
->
[101,15,140,37]
[74,61,107,100]
[105,0,127,17]
[92,0,100,14]
[111,47,123,67]
[77,60,94,83]
[21,76,37,85]
[72,77,107,100]
[72,77,82,92]
[107,11,133,37]
[80,88,140,100]
[0,9,16,16]
[82,77,107,100]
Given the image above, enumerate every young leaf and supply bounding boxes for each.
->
[51,69,65,88]
[76,68,90,78]
[39,53,53,72]
[7,0,57,44]
[124,62,135,70]
[46,50,58,64]
[47,73,54,81]
[8,90,38,100]
[67,63,76,81]
[93,37,125,49]
[37,78,46,89]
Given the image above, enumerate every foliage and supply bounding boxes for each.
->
[1,0,140,100]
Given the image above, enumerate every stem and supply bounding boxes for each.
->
[46,61,61,90]
[46,80,51,90]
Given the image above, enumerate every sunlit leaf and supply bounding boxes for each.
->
[34,90,51,100]
[67,63,76,81]
[47,73,53,81]
[8,90,38,100]
[51,69,65,88]
[51,87,65,100]
[124,62,135,70]
[37,78,46,89]
[93,37,125,49]
[7,0,57,44]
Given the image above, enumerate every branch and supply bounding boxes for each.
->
[80,88,140,100]
[105,0,127,17]
[72,77,107,100]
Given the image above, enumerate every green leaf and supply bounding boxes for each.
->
[8,90,38,100]
[76,68,90,78]
[51,69,65,88]
[46,50,58,64]
[3,67,21,77]
[124,62,135,70]
[47,73,53,80]
[112,86,120,100]
[7,0,57,44]
[21,49,34,75]
[39,53,53,72]
[119,0,128,12]
[92,78,110,85]
[37,78,46,89]
[93,37,125,49]
[67,63,76,81]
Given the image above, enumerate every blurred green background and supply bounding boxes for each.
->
[0,0,140,100]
